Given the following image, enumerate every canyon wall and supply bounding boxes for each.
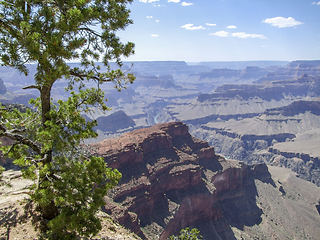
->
[85,122,320,239]
[192,100,320,186]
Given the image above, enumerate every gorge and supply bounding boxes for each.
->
[85,122,320,239]
[1,60,320,239]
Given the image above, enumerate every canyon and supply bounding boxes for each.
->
[1,121,320,239]
[2,60,320,186]
[85,122,320,239]
[1,60,320,238]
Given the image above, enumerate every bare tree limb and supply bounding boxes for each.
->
[0,126,42,154]
[69,70,103,82]
[78,27,102,38]
[23,85,41,90]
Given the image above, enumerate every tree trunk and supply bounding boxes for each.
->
[40,84,53,167]
[40,84,52,126]
[39,83,58,220]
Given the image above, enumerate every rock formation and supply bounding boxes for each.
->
[124,61,210,76]
[238,66,270,80]
[86,122,320,239]
[95,110,136,133]
[198,75,320,103]
[195,66,269,81]
[132,74,182,90]
[192,99,320,186]
[0,78,7,94]
[198,69,241,79]
[12,93,38,105]
[286,60,320,68]
[0,78,36,105]
[199,61,288,70]
[256,60,320,83]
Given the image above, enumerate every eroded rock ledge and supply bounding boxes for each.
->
[87,122,275,239]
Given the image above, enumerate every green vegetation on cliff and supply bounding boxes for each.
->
[170,227,202,240]
[0,0,134,238]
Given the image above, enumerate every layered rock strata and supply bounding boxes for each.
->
[192,100,320,186]
[88,122,278,239]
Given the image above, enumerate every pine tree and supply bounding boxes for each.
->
[0,0,134,238]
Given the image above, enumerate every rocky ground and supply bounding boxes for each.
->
[0,171,141,240]
[233,166,320,240]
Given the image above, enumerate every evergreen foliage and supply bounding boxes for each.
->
[0,0,134,238]
[0,165,4,185]
[169,227,203,240]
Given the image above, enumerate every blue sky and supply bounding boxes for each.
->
[117,0,320,62]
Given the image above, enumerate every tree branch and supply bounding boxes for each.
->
[78,27,102,38]
[0,125,42,154]
[25,156,47,167]
[23,85,41,90]
[2,141,18,157]
[69,70,102,82]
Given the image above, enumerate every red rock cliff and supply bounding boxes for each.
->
[88,122,271,239]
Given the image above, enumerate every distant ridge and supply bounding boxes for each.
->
[121,60,291,76]
[198,61,289,70]
[286,60,320,68]
[123,61,210,76]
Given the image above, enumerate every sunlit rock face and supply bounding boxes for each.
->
[87,122,278,239]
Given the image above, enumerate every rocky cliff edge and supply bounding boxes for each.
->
[87,122,298,239]
[1,122,320,239]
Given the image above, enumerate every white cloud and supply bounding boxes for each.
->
[206,23,216,27]
[151,34,159,37]
[146,16,153,18]
[232,32,266,39]
[181,23,205,30]
[312,1,320,5]
[210,31,229,37]
[227,25,237,29]
[156,20,160,23]
[181,2,193,6]
[263,17,303,28]
[140,0,159,2]
[168,0,180,3]
[210,31,266,39]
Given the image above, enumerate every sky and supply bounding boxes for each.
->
[117,0,320,62]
